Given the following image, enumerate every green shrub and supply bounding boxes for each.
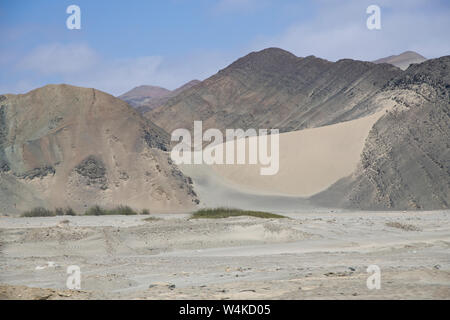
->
[84,205,138,216]
[111,205,137,215]
[143,216,160,222]
[191,208,287,219]
[141,209,150,215]
[21,207,56,217]
[386,221,421,231]
[64,207,77,216]
[54,207,77,216]
[85,205,105,216]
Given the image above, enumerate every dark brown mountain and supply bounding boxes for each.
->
[119,80,201,114]
[0,84,198,214]
[146,48,402,133]
[312,56,450,210]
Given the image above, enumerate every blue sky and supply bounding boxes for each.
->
[1,0,449,95]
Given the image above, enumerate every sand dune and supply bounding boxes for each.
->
[202,111,385,197]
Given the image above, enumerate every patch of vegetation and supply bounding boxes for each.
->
[55,207,77,216]
[143,216,160,222]
[84,205,138,216]
[21,207,56,217]
[386,221,422,232]
[21,207,78,217]
[110,205,137,216]
[22,205,152,217]
[190,208,287,219]
[64,207,77,216]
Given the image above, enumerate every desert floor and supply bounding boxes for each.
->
[0,210,449,299]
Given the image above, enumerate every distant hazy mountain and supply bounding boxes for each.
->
[147,48,402,133]
[119,85,171,107]
[0,84,198,214]
[373,51,427,70]
[119,80,201,114]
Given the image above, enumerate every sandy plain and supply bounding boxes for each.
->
[0,210,449,299]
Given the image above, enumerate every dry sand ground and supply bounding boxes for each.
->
[176,111,386,212]
[0,210,449,299]
[208,111,385,197]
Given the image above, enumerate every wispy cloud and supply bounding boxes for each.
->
[2,0,449,96]
[19,43,99,75]
[251,0,450,61]
[6,42,233,96]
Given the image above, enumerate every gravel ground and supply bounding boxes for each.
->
[0,210,449,299]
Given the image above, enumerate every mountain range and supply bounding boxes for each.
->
[0,49,448,214]
[145,48,448,210]
[147,48,403,133]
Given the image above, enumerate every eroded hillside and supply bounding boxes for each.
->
[0,85,198,214]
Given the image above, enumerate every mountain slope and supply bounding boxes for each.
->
[147,48,402,133]
[373,51,427,70]
[312,56,450,210]
[0,84,198,214]
[143,48,447,210]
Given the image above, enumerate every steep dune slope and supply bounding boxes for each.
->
[0,85,198,214]
[203,111,385,197]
